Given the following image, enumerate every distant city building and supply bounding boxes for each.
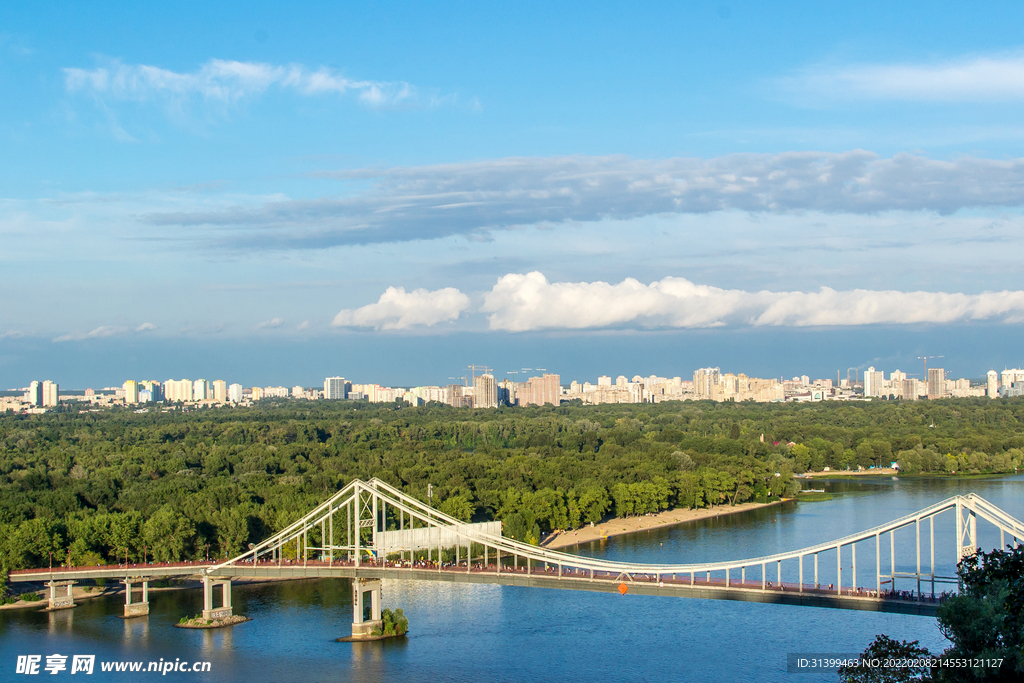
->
[123,380,139,404]
[228,383,243,403]
[193,379,209,401]
[42,380,59,407]
[927,368,946,399]
[25,381,43,407]
[213,380,227,402]
[473,373,498,409]
[988,370,999,398]
[324,377,349,400]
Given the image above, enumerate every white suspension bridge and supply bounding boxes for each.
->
[11,478,1023,637]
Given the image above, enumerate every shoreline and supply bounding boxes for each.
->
[541,499,786,550]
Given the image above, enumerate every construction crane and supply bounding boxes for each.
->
[467,365,493,386]
[918,355,944,379]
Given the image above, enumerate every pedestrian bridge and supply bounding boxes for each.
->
[11,478,1023,622]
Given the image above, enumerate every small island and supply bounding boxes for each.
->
[337,608,408,642]
[174,614,251,629]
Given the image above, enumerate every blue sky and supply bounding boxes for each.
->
[3,1,1024,387]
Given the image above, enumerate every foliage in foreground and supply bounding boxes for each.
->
[842,544,1024,682]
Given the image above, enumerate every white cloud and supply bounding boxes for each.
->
[480,272,1024,331]
[332,286,470,330]
[53,325,126,342]
[135,322,157,331]
[297,320,310,330]
[64,58,420,113]
[256,317,284,329]
[781,53,1024,103]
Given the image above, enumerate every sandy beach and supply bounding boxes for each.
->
[801,468,898,477]
[541,499,784,550]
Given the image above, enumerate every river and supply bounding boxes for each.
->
[2,474,1022,682]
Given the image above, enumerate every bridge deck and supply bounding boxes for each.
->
[9,560,939,616]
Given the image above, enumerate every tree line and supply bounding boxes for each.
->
[1,397,1021,586]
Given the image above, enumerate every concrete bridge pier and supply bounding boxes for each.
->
[201,577,233,620]
[351,578,382,638]
[122,577,151,617]
[46,581,77,610]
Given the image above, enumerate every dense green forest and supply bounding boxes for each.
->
[1,398,1022,584]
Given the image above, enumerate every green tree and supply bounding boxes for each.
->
[839,634,933,682]
[438,495,474,522]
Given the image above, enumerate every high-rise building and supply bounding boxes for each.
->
[42,380,59,407]
[446,384,466,407]
[324,377,348,399]
[863,367,885,397]
[123,380,139,404]
[213,380,227,402]
[927,368,946,399]
[251,387,263,401]
[988,370,999,398]
[140,380,162,401]
[25,381,43,407]
[693,367,721,398]
[193,379,209,401]
[598,375,612,387]
[474,373,498,408]
[292,385,305,399]
[163,379,191,402]
[228,383,243,403]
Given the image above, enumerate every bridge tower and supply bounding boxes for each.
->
[956,498,978,559]
[351,578,383,638]
[121,577,151,617]
[45,580,77,611]
[201,576,233,620]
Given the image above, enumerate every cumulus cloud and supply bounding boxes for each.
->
[64,58,421,114]
[53,325,126,342]
[143,152,1024,249]
[256,317,284,329]
[135,322,157,331]
[332,286,470,330]
[781,53,1024,103]
[480,272,1024,331]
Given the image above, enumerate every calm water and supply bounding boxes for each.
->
[3,475,1022,682]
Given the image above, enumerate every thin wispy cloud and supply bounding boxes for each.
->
[255,317,284,329]
[53,325,127,342]
[333,286,470,330]
[338,272,1024,332]
[779,53,1024,103]
[63,58,432,129]
[144,152,1024,249]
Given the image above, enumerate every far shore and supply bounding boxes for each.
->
[801,467,898,477]
[541,499,786,550]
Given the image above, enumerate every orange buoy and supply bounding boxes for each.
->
[618,582,629,595]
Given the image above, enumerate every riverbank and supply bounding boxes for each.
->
[541,499,785,550]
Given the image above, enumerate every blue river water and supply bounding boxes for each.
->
[2,474,1022,682]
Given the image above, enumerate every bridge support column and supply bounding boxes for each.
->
[201,577,233,620]
[46,581,77,611]
[351,578,382,638]
[122,578,150,617]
